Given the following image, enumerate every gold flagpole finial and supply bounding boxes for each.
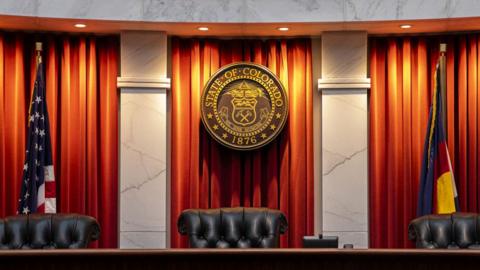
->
[440,43,447,54]
[35,42,42,52]
[35,42,43,64]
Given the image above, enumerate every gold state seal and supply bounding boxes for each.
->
[201,62,288,150]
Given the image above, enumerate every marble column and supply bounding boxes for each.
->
[319,32,370,248]
[118,31,170,248]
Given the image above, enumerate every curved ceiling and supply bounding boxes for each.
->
[1,0,480,36]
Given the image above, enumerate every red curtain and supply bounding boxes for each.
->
[370,34,480,248]
[0,33,119,248]
[171,38,314,248]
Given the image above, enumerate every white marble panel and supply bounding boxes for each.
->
[142,0,245,22]
[344,0,397,21]
[322,143,367,231]
[321,32,367,79]
[323,232,368,249]
[245,0,344,22]
[447,0,480,18]
[120,32,168,78]
[0,0,37,16]
[322,90,367,158]
[37,0,142,20]
[5,0,480,23]
[120,89,167,234]
[322,91,368,233]
[396,0,448,20]
[320,31,368,247]
[120,231,166,249]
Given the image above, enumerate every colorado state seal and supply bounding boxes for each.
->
[201,62,288,150]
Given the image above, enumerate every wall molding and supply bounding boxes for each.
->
[318,78,371,91]
[117,77,171,89]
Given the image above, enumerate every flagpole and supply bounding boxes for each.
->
[439,43,447,139]
[28,42,43,121]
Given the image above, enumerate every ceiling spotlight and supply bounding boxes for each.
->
[277,27,289,31]
[198,26,209,31]
[400,24,412,29]
[74,23,87,28]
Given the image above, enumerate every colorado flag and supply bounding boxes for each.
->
[417,61,459,216]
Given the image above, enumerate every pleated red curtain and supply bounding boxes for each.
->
[0,33,119,248]
[171,38,314,248]
[370,34,480,248]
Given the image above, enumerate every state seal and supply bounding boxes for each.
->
[201,62,288,150]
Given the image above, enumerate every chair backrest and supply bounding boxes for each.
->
[178,207,288,248]
[408,212,480,249]
[0,213,100,249]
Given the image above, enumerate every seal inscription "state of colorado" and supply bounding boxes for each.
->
[201,62,288,150]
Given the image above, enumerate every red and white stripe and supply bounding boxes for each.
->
[37,165,56,213]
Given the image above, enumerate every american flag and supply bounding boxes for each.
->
[18,57,56,214]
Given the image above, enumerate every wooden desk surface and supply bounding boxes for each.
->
[0,248,479,270]
[1,248,480,256]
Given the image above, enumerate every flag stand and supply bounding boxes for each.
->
[439,43,447,139]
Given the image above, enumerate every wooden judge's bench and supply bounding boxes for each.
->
[1,249,479,270]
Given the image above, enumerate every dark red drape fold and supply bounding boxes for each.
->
[171,38,314,248]
[370,34,480,248]
[0,33,119,248]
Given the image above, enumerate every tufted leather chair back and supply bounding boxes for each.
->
[408,212,480,249]
[0,214,100,249]
[178,207,288,248]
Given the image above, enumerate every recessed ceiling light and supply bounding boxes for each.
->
[400,24,412,29]
[277,27,289,31]
[74,23,86,28]
[198,26,209,31]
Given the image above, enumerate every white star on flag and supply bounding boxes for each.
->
[22,206,30,214]
[23,163,28,171]
[39,130,45,137]
[35,96,42,103]
[29,115,35,122]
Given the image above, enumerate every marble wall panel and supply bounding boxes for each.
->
[447,0,480,18]
[344,0,397,21]
[0,0,36,16]
[322,90,368,245]
[4,0,480,23]
[120,89,167,248]
[37,0,142,20]
[142,0,245,22]
[120,232,166,249]
[396,0,448,20]
[320,31,369,248]
[244,0,344,22]
[120,32,167,78]
[321,32,367,79]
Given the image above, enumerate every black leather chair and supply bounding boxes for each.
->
[0,213,100,249]
[178,207,288,248]
[408,212,480,249]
